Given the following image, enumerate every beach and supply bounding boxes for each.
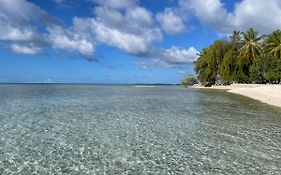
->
[197,84,281,108]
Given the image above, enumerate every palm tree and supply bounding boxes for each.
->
[239,28,263,61]
[265,29,281,59]
[230,31,242,44]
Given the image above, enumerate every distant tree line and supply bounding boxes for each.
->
[181,75,197,87]
[194,28,281,86]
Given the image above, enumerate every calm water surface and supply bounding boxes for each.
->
[0,84,281,174]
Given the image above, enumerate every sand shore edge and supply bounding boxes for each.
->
[193,84,281,108]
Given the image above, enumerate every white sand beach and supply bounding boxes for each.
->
[197,84,281,108]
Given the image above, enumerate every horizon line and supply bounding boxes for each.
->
[0,82,180,85]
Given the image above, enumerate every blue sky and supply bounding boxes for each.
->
[0,0,280,83]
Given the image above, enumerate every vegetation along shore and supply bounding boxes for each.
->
[182,28,281,107]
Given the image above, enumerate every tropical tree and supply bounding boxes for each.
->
[188,28,281,86]
[235,28,263,83]
[249,53,272,83]
[265,29,281,59]
[239,28,263,61]
[219,47,238,82]
[194,48,212,86]
[181,75,197,87]
[230,31,242,44]
[219,31,242,82]
[264,65,281,83]
[194,40,230,86]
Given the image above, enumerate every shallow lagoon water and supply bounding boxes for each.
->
[0,84,281,174]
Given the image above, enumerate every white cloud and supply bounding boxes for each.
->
[0,0,162,59]
[180,0,281,34]
[0,0,63,55]
[70,3,196,67]
[11,43,41,55]
[156,8,186,34]
[232,0,281,33]
[0,23,35,41]
[162,46,198,65]
[126,7,154,27]
[94,6,124,26]
[0,0,62,27]
[89,0,137,9]
[72,5,162,55]
[48,26,95,57]
[179,0,232,33]
[137,46,199,69]
[0,0,199,69]
[93,20,150,54]
[0,0,95,58]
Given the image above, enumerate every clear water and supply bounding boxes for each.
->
[0,84,281,174]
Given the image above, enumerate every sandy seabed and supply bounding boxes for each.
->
[196,84,281,108]
[1,85,281,174]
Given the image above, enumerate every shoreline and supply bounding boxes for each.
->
[193,84,281,108]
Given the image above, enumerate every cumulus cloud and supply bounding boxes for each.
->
[179,0,233,33]
[47,26,95,58]
[232,0,281,33]
[72,5,162,55]
[0,0,198,68]
[11,43,41,55]
[69,3,196,67]
[89,0,138,9]
[180,0,281,34]
[156,8,186,34]
[0,0,62,55]
[0,22,36,42]
[137,47,199,69]
[0,0,62,27]
[71,2,197,67]
[0,0,51,42]
[93,20,151,54]
[0,0,95,58]
[161,46,198,65]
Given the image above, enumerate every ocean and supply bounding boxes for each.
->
[0,84,281,174]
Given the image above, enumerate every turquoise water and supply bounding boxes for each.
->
[0,84,281,174]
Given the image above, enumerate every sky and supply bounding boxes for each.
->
[1,0,281,83]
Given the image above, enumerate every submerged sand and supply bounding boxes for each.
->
[196,84,281,108]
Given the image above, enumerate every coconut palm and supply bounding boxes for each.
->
[230,31,242,44]
[265,29,281,59]
[239,28,263,61]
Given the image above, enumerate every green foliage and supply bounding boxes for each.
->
[230,31,242,44]
[191,27,281,86]
[194,40,230,86]
[234,28,263,83]
[181,75,197,87]
[249,53,271,83]
[239,28,262,61]
[219,47,238,83]
[265,30,281,59]
[264,59,281,83]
